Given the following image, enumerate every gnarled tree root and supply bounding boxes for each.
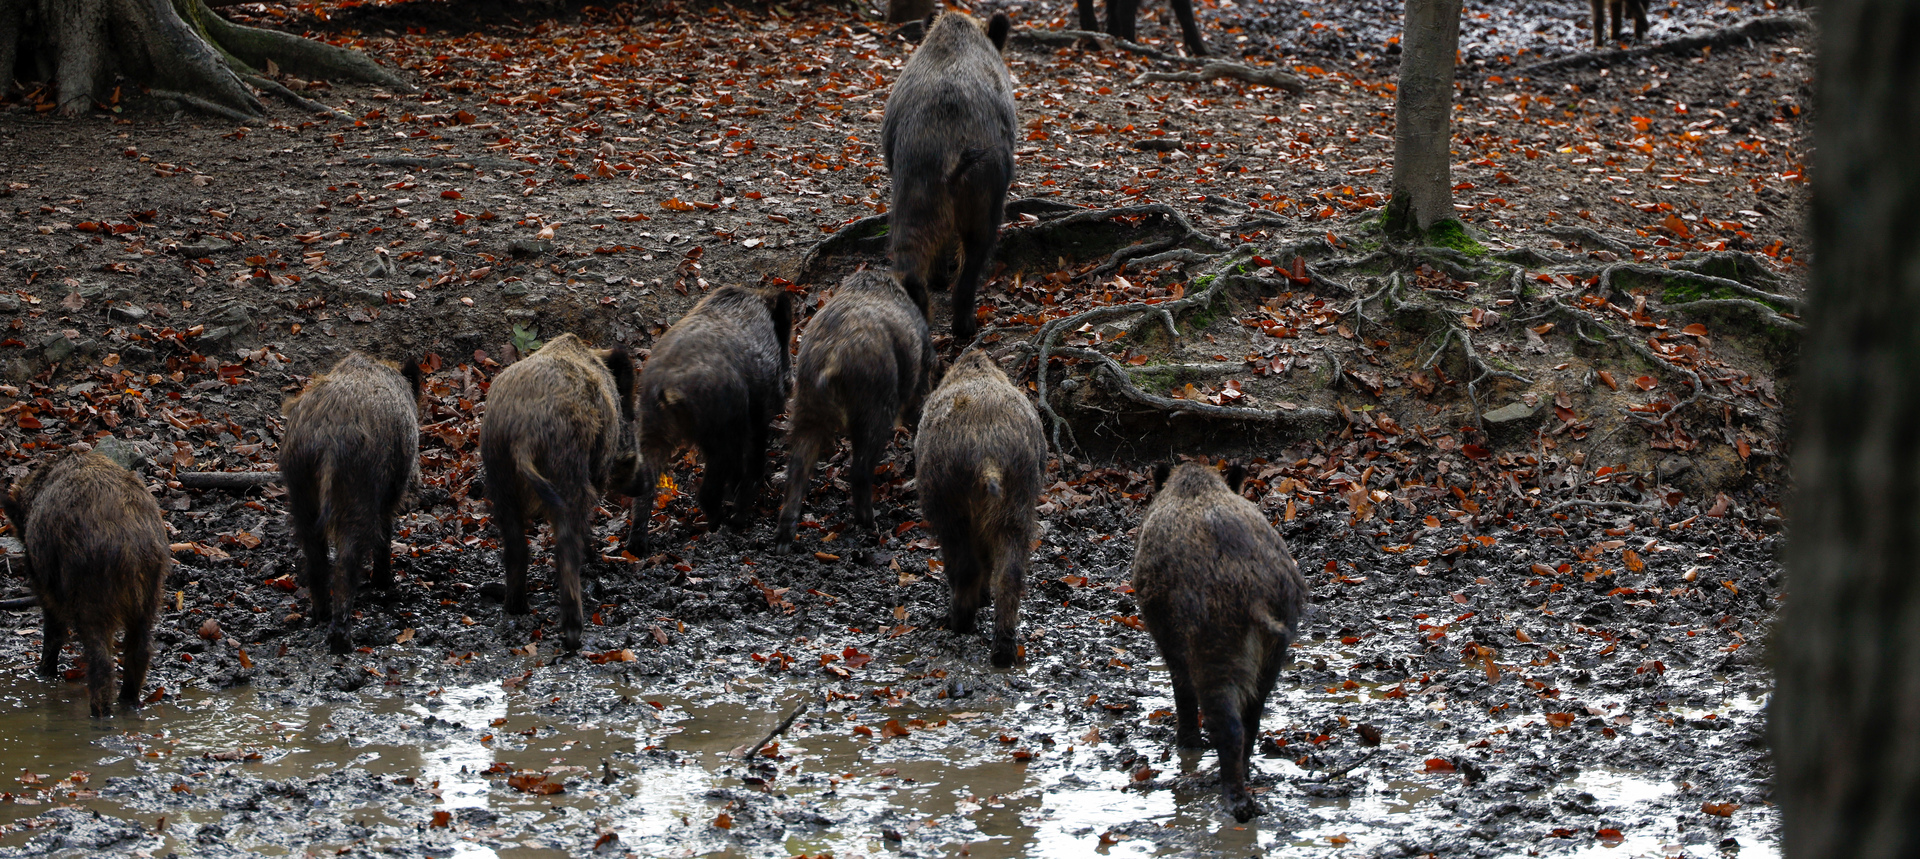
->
[0,0,406,119]
[1515,14,1811,77]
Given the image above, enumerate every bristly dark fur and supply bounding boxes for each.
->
[1131,461,1308,822]
[479,333,641,652]
[280,351,423,655]
[3,452,168,717]
[777,270,936,554]
[915,347,1045,667]
[882,11,1016,345]
[632,284,793,555]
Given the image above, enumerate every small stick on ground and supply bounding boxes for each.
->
[177,471,280,490]
[1133,62,1306,94]
[740,698,811,763]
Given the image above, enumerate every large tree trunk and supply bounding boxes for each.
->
[1384,0,1463,237]
[0,0,408,119]
[1772,0,1920,856]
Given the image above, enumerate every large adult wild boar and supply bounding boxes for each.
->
[3,451,168,716]
[631,284,792,554]
[883,10,1017,346]
[1131,461,1309,822]
[280,351,422,655]
[775,270,936,555]
[480,334,640,652]
[915,348,1044,667]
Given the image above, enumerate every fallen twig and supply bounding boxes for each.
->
[1515,15,1811,76]
[177,471,279,490]
[243,74,346,118]
[740,698,810,762]
[1133,62,1305,94]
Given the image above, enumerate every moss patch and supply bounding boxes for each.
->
[1425,219,1486,257]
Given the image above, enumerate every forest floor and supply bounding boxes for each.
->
[0,0,1808,855]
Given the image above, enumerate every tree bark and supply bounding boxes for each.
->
[1384,0,1463,236]
[1773,1,1920,856]
[0,0,406,117]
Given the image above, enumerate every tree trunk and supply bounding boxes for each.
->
[1384,0,1463,237]
[0,0,408,119]
[1773,1,1920,856]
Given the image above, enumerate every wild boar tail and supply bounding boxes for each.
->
[515,446,568,516]
[980,463,1004,499]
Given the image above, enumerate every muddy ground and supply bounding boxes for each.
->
[0,0,1806,855]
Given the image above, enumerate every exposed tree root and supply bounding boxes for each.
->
[1664,298,1804,333]
[2,0,406,119]
[1543,225,1632,255]
[1132,62,1305,94]
[1597,262,1802,312]
[1421,323,1532,427]
[1514,14,1811,77]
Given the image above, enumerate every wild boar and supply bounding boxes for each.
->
[280,351,423,655]
[883,11,1016,345]
[480,333,640,652]
[3,451,168,716]
[632,284,792,554]
[775,270,936,553]
[1130,461,1309,822]
[914,348,1044,667]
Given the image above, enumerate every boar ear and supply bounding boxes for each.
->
[1150,462,1172,491]
[602,346,638,422]
[987,12,1011,52]
[1223,462,1249,494]
[400,358,425,399]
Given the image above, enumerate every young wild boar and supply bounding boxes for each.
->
[280,352,423,655]
[1591,0,1648,47]
[480,334,640,652]
[775,270,936,553]
[1131,461,1309,822]
[3,452,168,717]
[1078,0,1208,57]
[883,10,1016,345]
[631,284,793,555]
[914,348,1044,667]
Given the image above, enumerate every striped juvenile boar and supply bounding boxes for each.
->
[1131,461,1309,822]
[883,10,1016,345]
[914,348,1044,666]
[3,451,168,717]
[632,284,793,555]
[280,352,423,655]
[480,334,641,652]
[776,270,936,553]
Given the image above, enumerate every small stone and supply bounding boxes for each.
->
[92,436,143,470]
[178,237,233,256]
[108,302,149,322]
[1481,402,1537,424]
[41,333,73,363]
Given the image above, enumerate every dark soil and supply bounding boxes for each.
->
[0,0,1803,855]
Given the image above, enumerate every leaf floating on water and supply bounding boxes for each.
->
[506,773,563,795]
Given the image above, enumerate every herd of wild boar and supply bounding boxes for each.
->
[0,11,1310,821]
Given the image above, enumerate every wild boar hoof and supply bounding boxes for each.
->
[327,627,352,655]
[1224,792,1263,823]
[561,628,583,652]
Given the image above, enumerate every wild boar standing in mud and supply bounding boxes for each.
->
[1131,461,1309,822]
[279,352,423,655]
[3,451,168,717]
[775,271,937,556]
[1592,0,1648,46]
[883,10,1016,346]
[631,284,793,555]
[480,334,640,652]
[914,348,1044,667]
